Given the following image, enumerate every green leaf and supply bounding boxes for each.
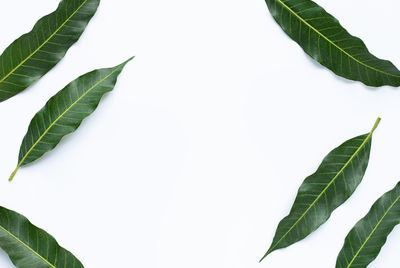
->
[0,205,82,268]
[0,0,100,102]
[9,57,133,181]
[264,0,400,87]
[260,118,381,262]
[336,182,400,268]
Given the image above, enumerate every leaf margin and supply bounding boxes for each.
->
[0,0,100,102]
[260,117,381,262]
[9,56,134,181]
[264,0,400,87]
[0,205,83,268]
[336,181,400,268]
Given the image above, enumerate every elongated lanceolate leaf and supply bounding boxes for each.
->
[9,58,133,181]
[0,206,82,268]
[264,0,400,87]
[260,118,381,261]
[336,182,400,268]
[0,0,100,102]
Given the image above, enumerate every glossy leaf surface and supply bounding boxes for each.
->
[10,58,133,181]
[0,206,82,268]
[260,118,380,261]
[264,0,400,87]
[336,182,400,268]
[0,0,100,102]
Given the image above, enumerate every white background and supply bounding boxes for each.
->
[0,0,399,267]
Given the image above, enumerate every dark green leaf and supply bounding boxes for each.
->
[9,57,133,181]
[0,0,100,102]
[260,118,381,261]
[264,0,400,87]
[0,205,82,268]
[336,181,400,268]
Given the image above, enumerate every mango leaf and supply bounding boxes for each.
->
[0,205,83,268]
[264,0,400,87]
[0,0,100,102]
[9,57,133,181]
[336,182,400,268]
[260,118,381,262]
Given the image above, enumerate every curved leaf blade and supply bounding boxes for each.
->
[336,182,400,268]
[0,206,82,268]
[0,0,100,102]
[9,57,133,181]
[260,118,381,261]
[264,0,400,87]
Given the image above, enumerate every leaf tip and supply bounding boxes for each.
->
[124,56,135,65]
[259,249,272,263]
[116,56,134,70]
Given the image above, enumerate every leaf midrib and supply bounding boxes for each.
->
[268,130,374,254]
[0,224,55,268]
[12,66,122,177]
[274,0,400,78]
[346,193,400,268]
[0,0,89,84]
